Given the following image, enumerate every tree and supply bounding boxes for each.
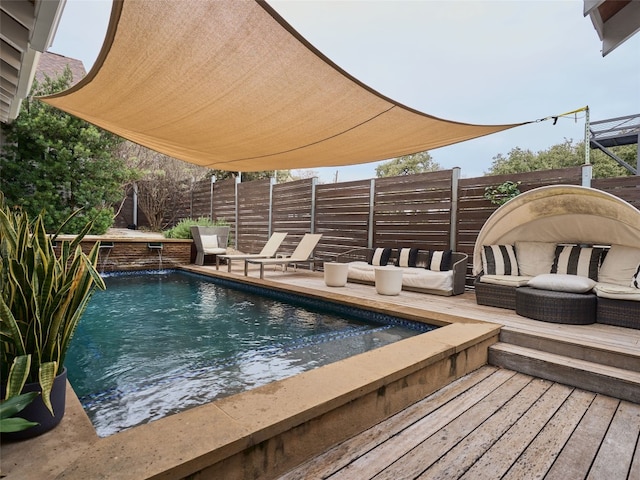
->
[118,142,211,231]
[375,151,441,177]
[0,68,133,234]
[485,139,635,178]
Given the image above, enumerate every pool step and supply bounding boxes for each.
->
[498,327,640,372]
[489,343,640,404]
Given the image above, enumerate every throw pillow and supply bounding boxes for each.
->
[632,264,640,289]
[528,274,596,293]
[515,241,556,277]
[427,250,452,272]
[482,245,518,276]
[396,247,419,268]
[368,247,392,266]
[599,244,640,286]
[550,245,604,280]
[201,235,219,249]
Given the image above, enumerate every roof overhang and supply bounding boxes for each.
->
[1,0,66,123]
[584,0,640,56]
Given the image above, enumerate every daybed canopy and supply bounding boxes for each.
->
[472,185,640,275]
[41,0,526,172]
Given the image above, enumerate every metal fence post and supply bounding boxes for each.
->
[582,164,593,187]
[235,175,240,249]
[450,167,460,251]
[269,177,275,237]
[311,177,317,234]
[368,179,375,248]
[209,175,215,220]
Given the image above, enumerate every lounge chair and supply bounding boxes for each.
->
[216,232,288,271]
[244,233,322,279]
[190,225,230,266]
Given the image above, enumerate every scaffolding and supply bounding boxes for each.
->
[589,113,640,175]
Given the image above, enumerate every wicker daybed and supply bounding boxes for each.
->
[472,185,640,328]
[335,247,467,296]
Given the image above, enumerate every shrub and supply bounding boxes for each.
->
[163,217,229,239]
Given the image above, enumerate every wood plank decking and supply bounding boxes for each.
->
[278,366,640,480]
[187,264,640,480]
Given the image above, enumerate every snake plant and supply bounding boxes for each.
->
[0,193,105,416]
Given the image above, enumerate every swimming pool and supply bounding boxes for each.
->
[66,270,435,437]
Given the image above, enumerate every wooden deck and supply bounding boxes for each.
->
[188,264,640,480]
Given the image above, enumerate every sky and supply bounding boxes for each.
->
[49,0,640,183]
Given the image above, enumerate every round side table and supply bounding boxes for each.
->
[374,267,403,295]
[324,262,349,287]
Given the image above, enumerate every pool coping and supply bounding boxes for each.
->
[1,267,500,480]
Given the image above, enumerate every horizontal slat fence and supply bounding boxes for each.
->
[315,179,372,259]
[116,166,639,284]
[237,179,272,253]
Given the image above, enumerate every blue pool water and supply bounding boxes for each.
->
[66,270,434,437]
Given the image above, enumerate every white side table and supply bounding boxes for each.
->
[324,262,349,287]
[374,267,403,295]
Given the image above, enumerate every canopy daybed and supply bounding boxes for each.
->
[473,185,640,328]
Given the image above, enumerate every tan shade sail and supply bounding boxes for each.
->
[42,0,526,172]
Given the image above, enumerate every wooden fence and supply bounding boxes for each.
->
[116,166,640,284]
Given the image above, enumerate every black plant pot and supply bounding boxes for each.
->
[1,367,67,442]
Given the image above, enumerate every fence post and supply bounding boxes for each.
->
[581,164,592,187]
[132,182,138,228]
[209,176,215,220]
[450,167,460,251]
[368,179,375,248]
[311,177,317,234]
[269,177,275,237]
[234,175,240,249]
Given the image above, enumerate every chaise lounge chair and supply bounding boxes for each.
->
[190,225,230,266]
[215,232,288,271]
[244,233,322,279]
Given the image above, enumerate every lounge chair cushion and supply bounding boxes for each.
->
[598,244,640,286]
[427,250,452,271]
[515,241,556,277]
[550,245,604,280]
[368,247,392,266]
[479,275,532,287]
[632,264,640,288]
[396,248,419,268]
[594,282,640,302]
[482,245,518,276]
[528,273,596,293]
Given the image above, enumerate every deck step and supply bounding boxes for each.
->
[499,327,640,372]
[489,343,640,404]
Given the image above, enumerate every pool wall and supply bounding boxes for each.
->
[2,268,500,479]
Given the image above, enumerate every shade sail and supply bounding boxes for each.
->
[42,0,526,172]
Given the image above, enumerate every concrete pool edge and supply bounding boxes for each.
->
[1,268,500,479]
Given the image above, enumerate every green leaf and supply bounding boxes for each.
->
[5,355,31,399]
[38,362,58,416]
[0,392,39,419]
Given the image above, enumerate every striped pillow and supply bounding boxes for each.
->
[396,248,419,268]
[368,247,392,266]
[482,245,518,276]
[551,245,604,280]
[427,250,452,272]
[632,264,640,289]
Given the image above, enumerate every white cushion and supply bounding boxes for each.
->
[201,235,218,249]
[599,244,640,286]
[594,282,640,301]
[528,274,596,293]
[482,245,518,276]
[515,241,556,277]
[479,275,532,287]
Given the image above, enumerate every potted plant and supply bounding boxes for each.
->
[0,193,105,440]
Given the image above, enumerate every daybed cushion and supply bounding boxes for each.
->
[396,248,418,268]
[515,241,556,277]
[479,275,532,287]
[368,247,392,266]
[346,261,453,292]
[482,245,518,276]
[598,244,640,286]
[528,273,596,293]
[550,245,604,280]
[593,283,640,302]
[201,235,226,254]
[427,250,452,271]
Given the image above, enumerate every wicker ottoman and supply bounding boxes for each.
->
[515,287,596,324]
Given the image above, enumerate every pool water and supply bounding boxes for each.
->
[66,271,434,437]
